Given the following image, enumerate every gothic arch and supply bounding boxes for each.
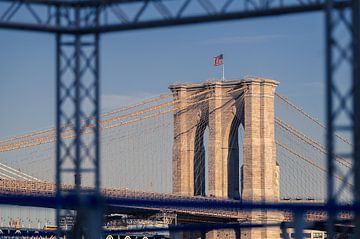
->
[226,100,244,200]
[170,78,279,203]
[193,111,208,196]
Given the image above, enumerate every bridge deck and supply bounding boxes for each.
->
[0,179,352,223]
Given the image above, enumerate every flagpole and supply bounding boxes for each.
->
[214,54,225,80]
[222,60,225,80]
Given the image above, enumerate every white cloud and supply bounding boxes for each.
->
[202,34,289,45]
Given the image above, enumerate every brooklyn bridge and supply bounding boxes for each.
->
[0,0,359,239]
[0,77,354,238]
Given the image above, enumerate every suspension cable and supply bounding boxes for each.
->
[275,93,351,146]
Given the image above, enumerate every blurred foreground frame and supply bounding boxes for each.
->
[0,0,359,239]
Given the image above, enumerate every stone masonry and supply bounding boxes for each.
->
[170,77,281,239]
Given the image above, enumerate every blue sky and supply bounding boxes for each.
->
[0,12,325,138]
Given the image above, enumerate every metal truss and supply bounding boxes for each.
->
[55,5,102,239]
[325,0,360,238]
[0,0,359,239]
[0,0,350,34]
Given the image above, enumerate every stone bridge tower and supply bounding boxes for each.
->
[170,77,280,239]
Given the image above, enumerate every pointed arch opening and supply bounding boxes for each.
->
[227,102,245,200]
[194,122,208,196]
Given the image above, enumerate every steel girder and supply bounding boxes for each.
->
[54,5,102,239]
[0,0,351,34]
[0,0,359,239]
[325,1,360,238]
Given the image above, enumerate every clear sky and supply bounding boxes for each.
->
[0,12,325,139]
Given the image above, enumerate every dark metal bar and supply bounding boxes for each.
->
[94,7,100,192]
[74,5,81,193]
[325,1,356,239]
[0,22,75,33]
[0,0,147,7]
[325,0,336,238]
[352,0,360,237]
[55,5,62,239]
[52,4,102,238]
[78,1,351,34]
[294,211,305,239]
[0,1,351,34]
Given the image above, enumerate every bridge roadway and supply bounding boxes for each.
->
[0,179,352,224]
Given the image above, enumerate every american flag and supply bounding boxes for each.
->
[213,54,223,66]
